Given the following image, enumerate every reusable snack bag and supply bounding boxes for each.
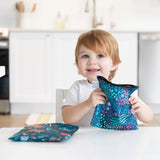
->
[9,123,79,142]
[91,76,138,130]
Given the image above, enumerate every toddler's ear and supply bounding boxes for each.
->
[111,63,118,71]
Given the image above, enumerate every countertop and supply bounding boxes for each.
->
[9,28,160,33]
[0,127,160,160]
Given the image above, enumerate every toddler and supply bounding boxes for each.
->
[62,29,153,127]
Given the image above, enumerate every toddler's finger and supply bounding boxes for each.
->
[99,99,106,104]
[129,97,137,104]
[133,106,141,113]
[129,95,135,101]
[132,102,140,110]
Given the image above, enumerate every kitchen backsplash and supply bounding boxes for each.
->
[0,0,160,30]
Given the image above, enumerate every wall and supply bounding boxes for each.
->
[1,0,160,30]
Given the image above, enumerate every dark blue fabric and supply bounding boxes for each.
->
[91,76,138,130]
[9,123,79,142]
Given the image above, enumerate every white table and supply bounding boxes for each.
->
[0,127,160,160]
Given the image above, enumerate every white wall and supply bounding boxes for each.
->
[1,0,160,30]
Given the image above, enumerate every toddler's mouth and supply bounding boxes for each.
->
[87,69,100,72]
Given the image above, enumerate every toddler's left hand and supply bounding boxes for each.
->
[129,96,144,113]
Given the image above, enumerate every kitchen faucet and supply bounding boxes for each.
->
[84,0,103,28]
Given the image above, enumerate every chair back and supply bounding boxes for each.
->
[56,89,68,123]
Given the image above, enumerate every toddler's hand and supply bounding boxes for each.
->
[129,96,144,113]
[87,88,107,108]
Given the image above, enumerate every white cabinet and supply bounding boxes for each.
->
[51,32,83,103]
[112,33,138,85]
[9,32,53,103]
[9,31,138,113]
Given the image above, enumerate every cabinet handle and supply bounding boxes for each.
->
[140,34,160,41]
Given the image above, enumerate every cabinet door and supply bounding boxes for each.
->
[9,32,52,103]
[112,33,138,85]
[52,32,83,102]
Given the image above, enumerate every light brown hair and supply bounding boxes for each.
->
[75,29,121,81]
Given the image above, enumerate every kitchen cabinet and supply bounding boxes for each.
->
[51,32,83,103]
[9,30,138,114]
[9,32,53,103]
[139,33,160,104]
[111,32,138,85]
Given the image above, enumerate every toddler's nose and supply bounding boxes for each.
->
[87,58,96,65]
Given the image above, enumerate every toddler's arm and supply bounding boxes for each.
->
[62,88,107,124]
[129,96,153,123]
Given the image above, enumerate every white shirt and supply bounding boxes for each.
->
[63,79,95,127]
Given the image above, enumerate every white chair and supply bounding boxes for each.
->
[56,89,68,123]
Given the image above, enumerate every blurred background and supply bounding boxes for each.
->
[0,0,160,118]
[0,0,160,30]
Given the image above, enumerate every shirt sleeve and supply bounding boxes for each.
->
[63,82,79,106]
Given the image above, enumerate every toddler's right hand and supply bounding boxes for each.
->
[87,88,107,108]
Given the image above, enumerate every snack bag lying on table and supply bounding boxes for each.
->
[91,76,138,130]
[9,123,79,142]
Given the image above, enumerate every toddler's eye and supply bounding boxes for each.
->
[82,55,89,59]
[97,54,104,58]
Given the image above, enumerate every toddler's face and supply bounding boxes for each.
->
[77,45,117,83]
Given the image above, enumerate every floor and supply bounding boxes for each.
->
[0,114,28,128]
[0,114,160,128]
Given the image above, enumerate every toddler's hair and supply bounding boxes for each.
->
[75,29,121,81]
